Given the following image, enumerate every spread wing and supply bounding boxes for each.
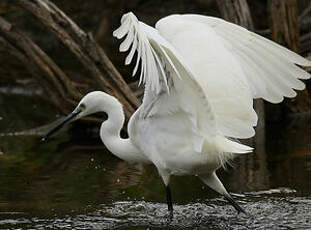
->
[154,14,311,139]
[181,14,311,102]
[113,12,217,151]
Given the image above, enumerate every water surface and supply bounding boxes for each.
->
[0,93,311,229]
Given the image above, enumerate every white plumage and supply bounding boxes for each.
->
[114,13,311,141]
[45,12,311,215]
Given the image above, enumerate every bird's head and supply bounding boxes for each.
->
[42,91,115,141]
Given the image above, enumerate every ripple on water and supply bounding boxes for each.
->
[0,195,311,229]
[244,187,297,196]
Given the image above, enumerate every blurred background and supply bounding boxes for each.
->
[1,0,311,117]
[1,1,311,229]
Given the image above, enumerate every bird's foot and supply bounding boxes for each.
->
[165,185,174,221]
[224,194,248,215]
[169,209,174,220]
[165,209,174,223]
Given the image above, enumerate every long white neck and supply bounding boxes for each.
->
[98,97,147,163]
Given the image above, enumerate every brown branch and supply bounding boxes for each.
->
[129,81,144,100]
[268,0,300,52]
[216,0,254,30]
[0,36,66,112]
[12,0,140,118]
[268,0,311,113]
[301,32,311,54]
[30,39,82,101]
[299,1,311,22]
[0,16,79,112]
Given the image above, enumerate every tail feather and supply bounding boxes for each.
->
[216,136,253,154]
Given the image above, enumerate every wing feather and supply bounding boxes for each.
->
[125,30,137,65]
[114,13,164,93]
[156,15,257,138]
[154,14,311,139]
[187,15,311,66]
[115,12,311,142]
[114,12,218,149]
[181,14,311,102]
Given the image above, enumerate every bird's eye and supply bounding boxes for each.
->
[79,103,86,110]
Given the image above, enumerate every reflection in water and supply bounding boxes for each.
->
[1,94,311,229]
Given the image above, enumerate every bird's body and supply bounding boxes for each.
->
[44,12,311,216]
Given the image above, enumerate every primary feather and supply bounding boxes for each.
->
[155,14,311,139]
[113,12,310,168]
[181,15,311,100]
[114,13,218,153]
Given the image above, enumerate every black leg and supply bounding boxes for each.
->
[166,185,174,219]
[224,193,247,214]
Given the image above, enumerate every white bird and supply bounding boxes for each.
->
[43,12,311,217]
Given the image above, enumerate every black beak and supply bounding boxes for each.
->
[41,109,81,141]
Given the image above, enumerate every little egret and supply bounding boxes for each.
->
[43,13,311,217]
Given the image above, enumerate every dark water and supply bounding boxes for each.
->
[1,93,311,229]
